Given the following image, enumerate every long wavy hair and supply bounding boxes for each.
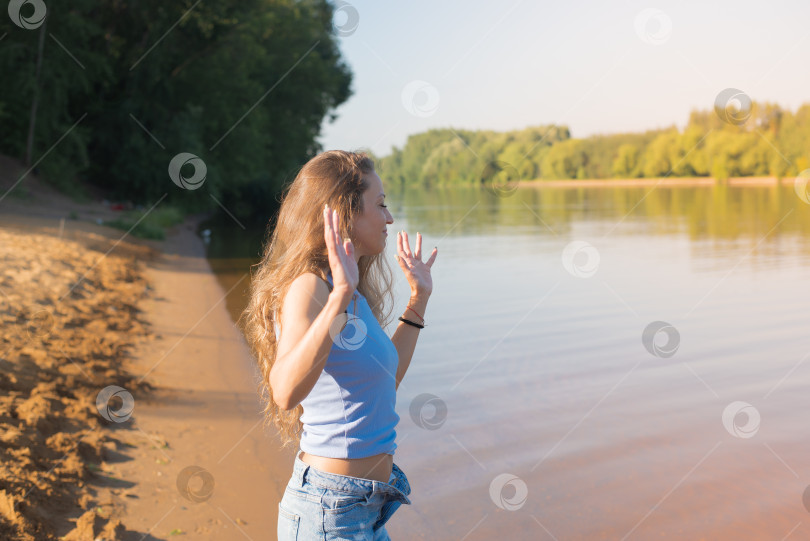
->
[238,150,395,450]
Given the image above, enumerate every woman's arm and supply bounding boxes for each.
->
[390,292,429,390]
[270,274,353,410]
[391,229,437,390]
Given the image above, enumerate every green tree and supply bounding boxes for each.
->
[0,0,352,221]
[541,139,586,179]
[641,130,680,177]
[377,101,810,186]
[612,144,639,178]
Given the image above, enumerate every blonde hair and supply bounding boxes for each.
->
[238,150,395,449]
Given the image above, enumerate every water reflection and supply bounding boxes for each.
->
[204,182,810,258]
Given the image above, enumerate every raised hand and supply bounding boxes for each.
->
[396,231,437,297]
[324,203,359,297]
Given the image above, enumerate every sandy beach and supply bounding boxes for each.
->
[1,161,294,540]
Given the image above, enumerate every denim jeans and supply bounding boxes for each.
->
[277,450,412,540]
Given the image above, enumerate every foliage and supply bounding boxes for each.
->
[379,102,810,184]
[0,0,352,222]
[104,204,186,239]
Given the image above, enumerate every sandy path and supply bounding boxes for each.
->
[106,216,295,540]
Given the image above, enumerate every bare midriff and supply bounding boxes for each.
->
[299,450,393,483]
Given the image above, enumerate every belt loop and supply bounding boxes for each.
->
[292,450,308,487]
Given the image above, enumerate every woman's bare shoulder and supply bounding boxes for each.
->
[292,271,331,291]
[282,272,331,313]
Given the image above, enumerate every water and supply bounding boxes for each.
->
[203,182,810,540]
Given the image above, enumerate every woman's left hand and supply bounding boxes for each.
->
[396,231,437,297]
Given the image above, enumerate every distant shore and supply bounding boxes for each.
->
[517,175,789,188]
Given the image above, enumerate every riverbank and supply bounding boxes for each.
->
[1,168,294,539]
[518,175,787,188]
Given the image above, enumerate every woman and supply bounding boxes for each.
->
[240,150,438,540]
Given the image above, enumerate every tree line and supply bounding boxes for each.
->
[376,102,810,186]
[0,0,351,223]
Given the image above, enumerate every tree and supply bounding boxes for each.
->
[541,139,586,179]
[612,144,639,178]
[376,102,810,186]
[0,0,353,221]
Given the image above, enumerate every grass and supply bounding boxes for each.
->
[105,205,186,240]
[6,186,34,201]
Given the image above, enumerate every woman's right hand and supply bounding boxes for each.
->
[324,203,359,299]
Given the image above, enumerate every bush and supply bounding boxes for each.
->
[104,204,186,240]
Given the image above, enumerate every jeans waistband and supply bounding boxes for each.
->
[291,450,411,504]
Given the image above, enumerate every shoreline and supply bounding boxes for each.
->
[510,175,789,189]
[0,198,292,539]
[101,212,294,539]
[430,175,793,190]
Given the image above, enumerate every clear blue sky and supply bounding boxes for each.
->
[317,0,809,157]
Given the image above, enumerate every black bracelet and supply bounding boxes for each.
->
[398,316,425,329]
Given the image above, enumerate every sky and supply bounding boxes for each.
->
[317,0,810,158]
